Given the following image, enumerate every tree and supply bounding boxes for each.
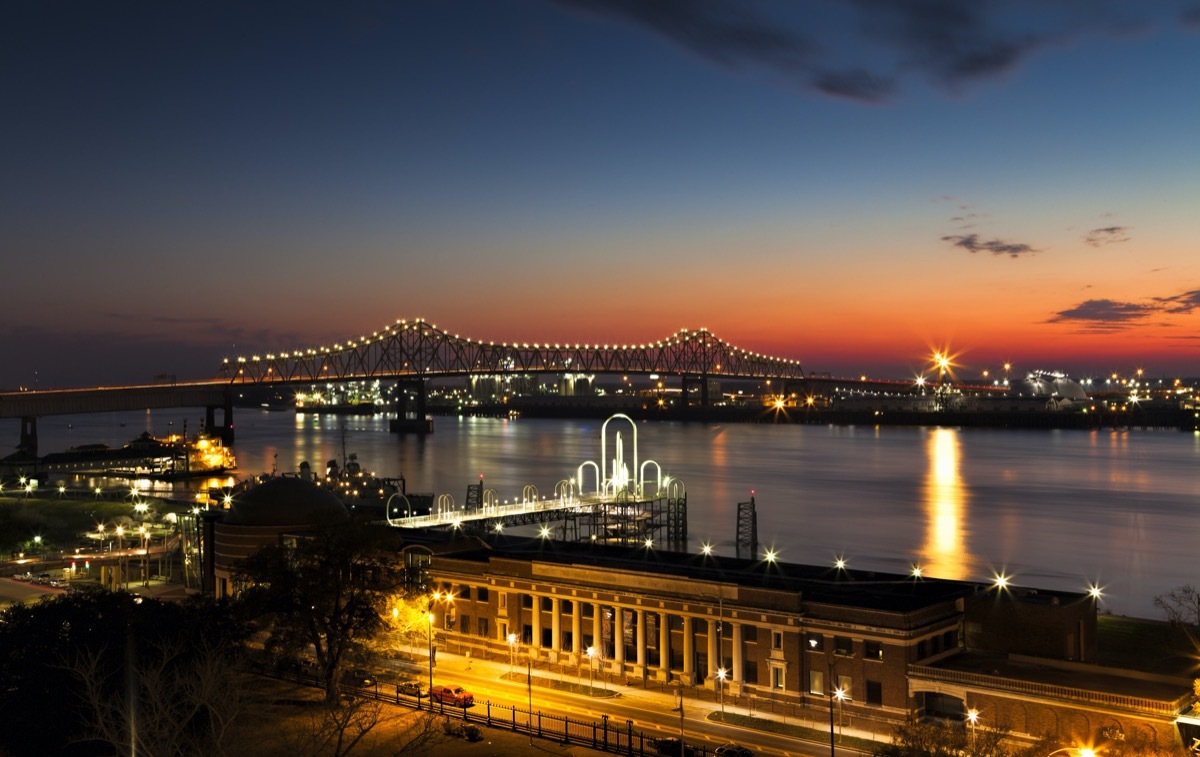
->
[234,522,407,705]
[1153,585,1200,638]
[874,719,1011,757]
[0,588,248,757]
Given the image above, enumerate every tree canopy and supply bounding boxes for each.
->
[233,522,408,705]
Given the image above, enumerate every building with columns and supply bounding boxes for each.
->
[405,535,1194,752]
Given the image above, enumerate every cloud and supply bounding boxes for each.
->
[1083,225,1132,247]
[550,0,1191,102]
[1048,299,1157,327]
[941,233,1038,258]
[1155,289,1200,314]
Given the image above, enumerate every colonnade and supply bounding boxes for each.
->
[501,592,756,693]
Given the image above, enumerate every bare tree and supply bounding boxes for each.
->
[68,638,246,757]
[1153,585,1200,636]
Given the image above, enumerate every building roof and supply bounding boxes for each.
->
[223,476,349,528]
[408,532,993,615]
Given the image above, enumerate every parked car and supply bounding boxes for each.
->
[653,738,697,757]
[397,681,429,698]
[715,744,754,757]
[11,572,31,581]
[430,685,474,706]
[343,668,377,687]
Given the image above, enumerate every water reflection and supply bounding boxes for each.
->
[921,428,972,580]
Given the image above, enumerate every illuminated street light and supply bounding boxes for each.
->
[585,645,596,693]
[701,543,713,556]
[967,708,978,748]
[911,564,923,578]
[716,667,726,716]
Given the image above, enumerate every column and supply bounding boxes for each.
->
[591,602,602,654]
[551,597,562,656]
[531,595,542,652]
[682,616,695,685]
[613,608,625,668]
[635,609,647,675]
[706,618,719,684]
[732,622,745,694]
[657,612,670,680]
[571,600,583,657]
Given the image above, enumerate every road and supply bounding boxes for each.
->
[383,648,872,757]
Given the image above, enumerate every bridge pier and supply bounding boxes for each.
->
[17,416,38,458]
[204,396,235,445]
[390,378,432,434]
[680,375,711,407]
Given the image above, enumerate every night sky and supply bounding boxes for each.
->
[3,1,1198,389]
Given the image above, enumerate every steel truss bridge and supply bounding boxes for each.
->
[215,317,805,386]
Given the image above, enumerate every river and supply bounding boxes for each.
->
[7,409,1199,619]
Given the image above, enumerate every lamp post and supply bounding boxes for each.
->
[508,633,518,678]
[138,525,149,586]
[716,667,726,716]
[115,526,125,590]
[966,708,978,750]
[834,687,846,743]
[586,646,596,694]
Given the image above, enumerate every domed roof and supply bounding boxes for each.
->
[223,477,349,528]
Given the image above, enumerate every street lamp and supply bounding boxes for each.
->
[966,708,979,749]
[585,646,596,694]
[138,526,149,586]
[115,526,126,590]
[834,687,846,744]
[716,667,726,716]
[508,633,518,679]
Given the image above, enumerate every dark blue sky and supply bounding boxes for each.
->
[3,1,1198,388]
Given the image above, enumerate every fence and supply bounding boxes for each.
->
[266,663,715,756]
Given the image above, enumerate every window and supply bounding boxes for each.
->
[834,636,853,656]
[943,629,957,649]
[807,634,824,652]
[582,603,594,618]
[458,585,471,600]
[772,631,783,651]
[865,641,883,661]
[771,666,785,690]
[742,625,757,643]
[541,597,553,612]
[459,614,469,633]
[477,617,489,637]
[808,669,825,696]
[837,674,853,700]
[917,640,927,659]
[866,680,883,706]
[522,595,532,609]
[499,593,506,609]
[476,587,488,602]
[744,661,758,684]
[562,600,573,615]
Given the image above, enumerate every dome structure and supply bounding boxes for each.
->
[1011,371,1088,402]
[223,476,349,527]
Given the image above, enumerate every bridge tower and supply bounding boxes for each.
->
[203,394,235,445]
[680,375,711,407]
[17,417,37,458]
[736,495,758,560]
[390,378,432,434]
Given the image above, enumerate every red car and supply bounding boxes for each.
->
[430,685,474,706]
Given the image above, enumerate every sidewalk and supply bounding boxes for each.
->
[422,645,880,754]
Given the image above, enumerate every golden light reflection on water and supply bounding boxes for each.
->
[920,428,972,580]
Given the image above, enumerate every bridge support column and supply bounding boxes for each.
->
[205,399,235,445]
[680,375,711,407]
[390,379,432,434]
[18,416,38,458]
